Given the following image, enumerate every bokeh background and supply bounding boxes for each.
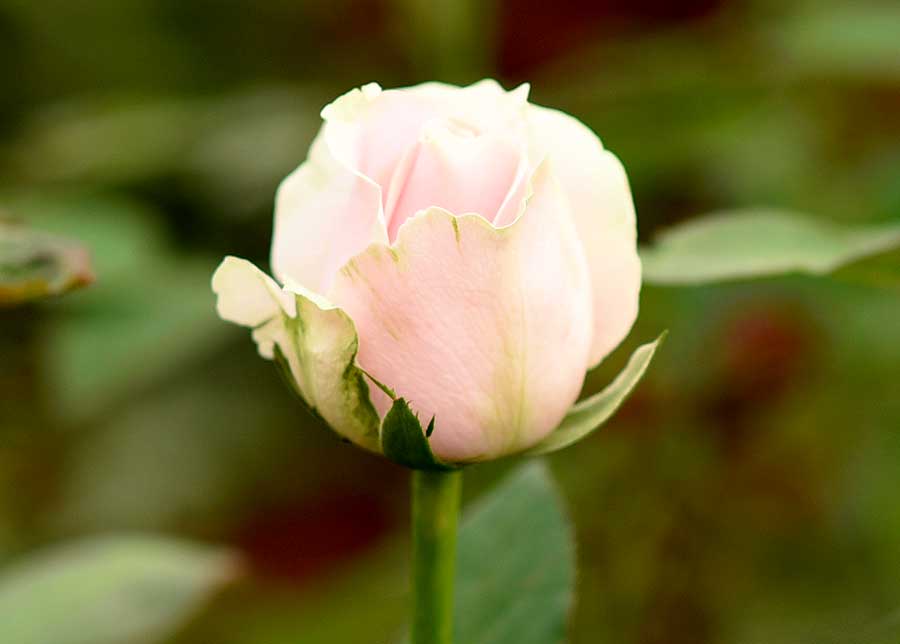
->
[2,0,900,642]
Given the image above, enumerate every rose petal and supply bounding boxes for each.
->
[527,104,642,366]
[271,133,387,295]
[322,80,529,203]
[384,125,523,240]
[212,255,296,326]
[212,256,381,452]
[329,162,593,462]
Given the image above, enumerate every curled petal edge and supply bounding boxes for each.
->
[213,256,380,453]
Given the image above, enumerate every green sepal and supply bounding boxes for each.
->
[359,366,398,400]
[523,332,665,456]
[380,398,456,471]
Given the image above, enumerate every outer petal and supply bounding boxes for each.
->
[271,132,387,295]
[212,254,296,327]
[328,162,594,462]
[527,104,642,366]
[212,257,380,452]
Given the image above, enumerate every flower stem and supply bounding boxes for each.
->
[411,469,462,644]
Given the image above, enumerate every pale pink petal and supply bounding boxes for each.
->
[322,80,529,201]
[270,133,387,295]
[527,103,642,366]
[329,162,593,462]
[492,159,533,227]
[384,126,523,240]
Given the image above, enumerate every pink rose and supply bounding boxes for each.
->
[213,80,641,464]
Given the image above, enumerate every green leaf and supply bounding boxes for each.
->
[380,398,454,471]
[1,192,230,422]
[641,210,900,285]
[454,461,575,644]
[9,88,321,220]
[835,246,900,289]
[10,98,196,186]
[0,535,238,644]
[771,5,900,81]
[0,222,93,306]
[524,334,664,456]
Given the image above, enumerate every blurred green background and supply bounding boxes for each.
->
[2,0,900,642]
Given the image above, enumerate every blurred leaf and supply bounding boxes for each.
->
[772,5,900,81]
[835,246,900,289]
[53,380,285,532]
[173,540,409,644]
[49,256,226,422]
[0,222,93,306]
[10,97,196,185]
[7,88,321,220]
[454,461,574,644]
[0,535,238,644]
[641,210,900,285]
[525,334,664,456]
[2,192,229,421]
[182,87,320,220]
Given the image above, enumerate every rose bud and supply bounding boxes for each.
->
[213,80,656,468]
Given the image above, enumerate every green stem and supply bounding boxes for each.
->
[411,469,462,644]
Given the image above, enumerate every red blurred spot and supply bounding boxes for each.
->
[705,302,822,455]
[497,0,725,77]
[720,305,818,402]
[235,491,392,583]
